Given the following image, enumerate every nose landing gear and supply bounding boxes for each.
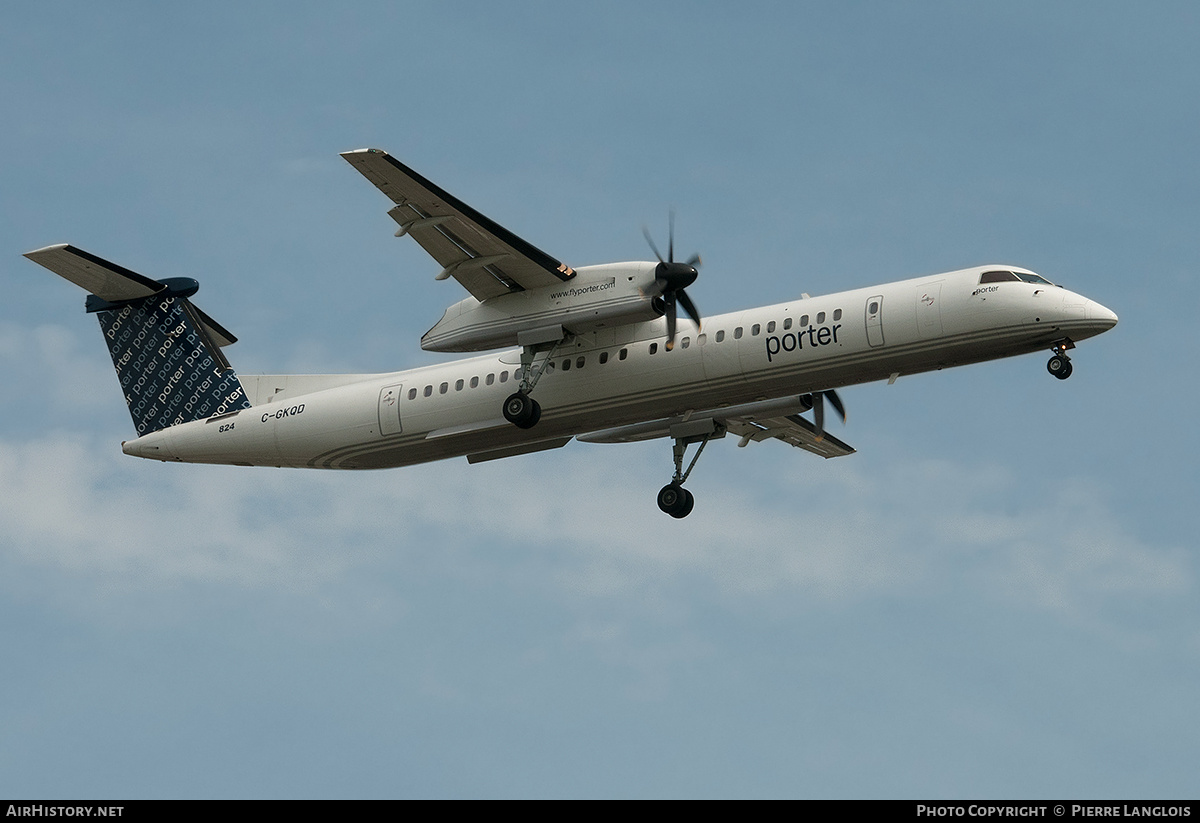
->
[1047,340,1075,380]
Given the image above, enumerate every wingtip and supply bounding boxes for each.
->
[23,243,71,259]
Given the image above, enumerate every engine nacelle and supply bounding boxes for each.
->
[421,262,663,352]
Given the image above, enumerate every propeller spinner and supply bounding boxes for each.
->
[643,213,701,350]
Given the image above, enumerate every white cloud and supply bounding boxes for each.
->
[0,429,1186,642]
[0,321,115,412]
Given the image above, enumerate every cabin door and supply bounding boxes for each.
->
[865,295,885,347]
[377,384,403,436]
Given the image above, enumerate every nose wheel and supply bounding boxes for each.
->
[1047,340,1075,380]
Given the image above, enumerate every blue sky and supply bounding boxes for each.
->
[2,1,1197,798]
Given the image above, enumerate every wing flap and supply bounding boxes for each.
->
[342,148,575,301]
[579,396,855,459]
[724,414,855,459]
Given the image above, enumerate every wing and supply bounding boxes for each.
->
[723,413,855,459]
[578,396,856,459]
[341,148,575,302]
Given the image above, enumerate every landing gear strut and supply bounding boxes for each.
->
[1047,340,1074,380]
[657,427,719,518]
[502,335,566,429]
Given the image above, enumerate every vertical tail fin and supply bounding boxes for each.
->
[24,244,251,436]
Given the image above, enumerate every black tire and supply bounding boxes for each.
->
[502,392,541,428]
[1047,355,1072,380]
[657,483,694,518]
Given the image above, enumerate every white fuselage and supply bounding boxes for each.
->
[121,264,1117,470]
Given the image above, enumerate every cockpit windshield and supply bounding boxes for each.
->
[979,270,1054,286]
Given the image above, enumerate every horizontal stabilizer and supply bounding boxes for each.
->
[24,244,238,347]
[25,244,161,303]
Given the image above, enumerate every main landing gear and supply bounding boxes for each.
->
[1047,340,1075,380]
[657,427,719,519]
[502,336,565,429]
[502,391,540,428]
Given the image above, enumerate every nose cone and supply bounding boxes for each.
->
[1086,300,1119,330]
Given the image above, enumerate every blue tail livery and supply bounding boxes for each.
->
[24,244,250,436]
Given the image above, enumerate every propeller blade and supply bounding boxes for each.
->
[642,277,668,299]
[677,288,701,329]
[642,226,664,263]
[668,209,675,263]
[811,390,846,443]
[826,389,846,423]
[643,213,701,350]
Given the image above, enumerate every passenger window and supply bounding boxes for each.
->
[423,385,432,397]
[716,330,725,342]
[576,356,585,369]
[439,382,448,394]
[500,371,508,383]
[697,334,706,345]
[408,388,417,400]
[734,327,743,339]
[784,318,793,330]
[869,301,879,314]
[681,337,690,349]
[817,312,825,324]
[800,315,809,326]
[599,351,609,365]
[455,379,464,391]
[470,376,479,388]
[486,373,495,386]
[619,348,628,360]
[833,309,842,321]
[649,342,658,354]
[751,324,760,336]
[562,359,571,371]
[767,321,776,333]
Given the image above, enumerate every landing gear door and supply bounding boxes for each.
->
[378,384,403,436]
[865,295,885,347]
